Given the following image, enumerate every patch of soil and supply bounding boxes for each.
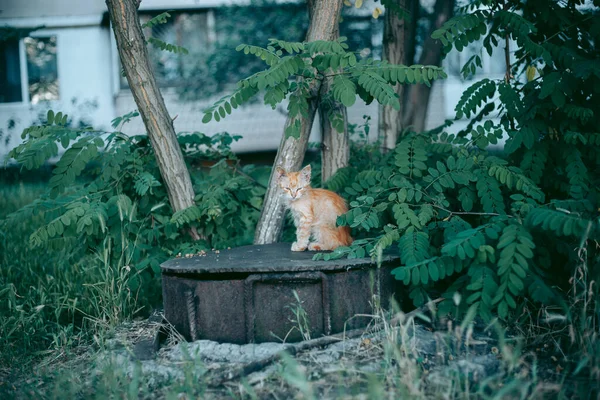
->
[7,309,584,399]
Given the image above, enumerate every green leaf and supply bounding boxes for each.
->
[332,75,357,107]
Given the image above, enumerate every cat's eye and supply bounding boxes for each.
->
[284,187,290,191]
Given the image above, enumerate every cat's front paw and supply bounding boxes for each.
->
[291,242,307,252]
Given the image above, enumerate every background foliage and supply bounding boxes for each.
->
[202,36,446,138]
[317,0,599,382]
[2,0,599,393]
[0,110,269,364]
[169,0,385,101]
[176,1,309,99]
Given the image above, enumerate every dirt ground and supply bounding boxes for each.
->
[5,308,585,400]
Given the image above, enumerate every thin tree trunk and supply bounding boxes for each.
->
[402,0,455,132]
[106,0,201,240]
[318,10,348,183]
[379,0,416,152]
[254,0,344,244]
[401,0,419,110]
[404,0,419,67]
[320,86,349,183]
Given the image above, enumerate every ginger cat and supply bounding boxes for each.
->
[276,165,353,252]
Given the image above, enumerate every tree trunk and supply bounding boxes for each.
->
[404,0,419,67]
[254,0,344,244]
[379,0,417,152]
[106,0,201,240]
[320,86,349,183]
[317,3,348,183]
[402,0,455,132]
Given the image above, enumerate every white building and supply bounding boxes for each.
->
[0,0,506,161]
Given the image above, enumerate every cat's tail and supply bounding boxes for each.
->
[316,225,353,251]
[338,226,353,247]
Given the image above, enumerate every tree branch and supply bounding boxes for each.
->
[432,204,510,218]
[504,35,512,84]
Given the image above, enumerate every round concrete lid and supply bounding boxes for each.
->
[161,243,400,275]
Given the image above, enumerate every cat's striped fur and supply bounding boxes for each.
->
[276,165,353,251]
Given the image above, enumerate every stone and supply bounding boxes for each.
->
[90,306,510,395]
[165,340,288,364]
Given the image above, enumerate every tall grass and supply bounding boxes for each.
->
[0,179,149,370]
[1,176,598,399]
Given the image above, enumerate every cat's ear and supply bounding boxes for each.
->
[300,165,311,182]
[275,167,286,182]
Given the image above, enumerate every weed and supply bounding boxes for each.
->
[285,290,313,342]
[0,179,148,373]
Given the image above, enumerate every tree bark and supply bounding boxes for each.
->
[320,88,349,183]
[106,0,201,240]
[318,6,348,183]
[379,0,416,152]
[404,0,419,67]
[254,0,344,244]
[402,0,455,132]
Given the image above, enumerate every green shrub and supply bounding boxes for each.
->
[319,0,599,384]
[5,110,265,269]
[318,131,552,321]
[0,110,266,365]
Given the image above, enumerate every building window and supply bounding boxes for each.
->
[0,35,59,105]
[446,41,483,80]
[340,17,383,60]
[0,39,22,103]
[25,36,59,104]
[445,37,513,80]
[488,44,508,75]
[121,11,211,89]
